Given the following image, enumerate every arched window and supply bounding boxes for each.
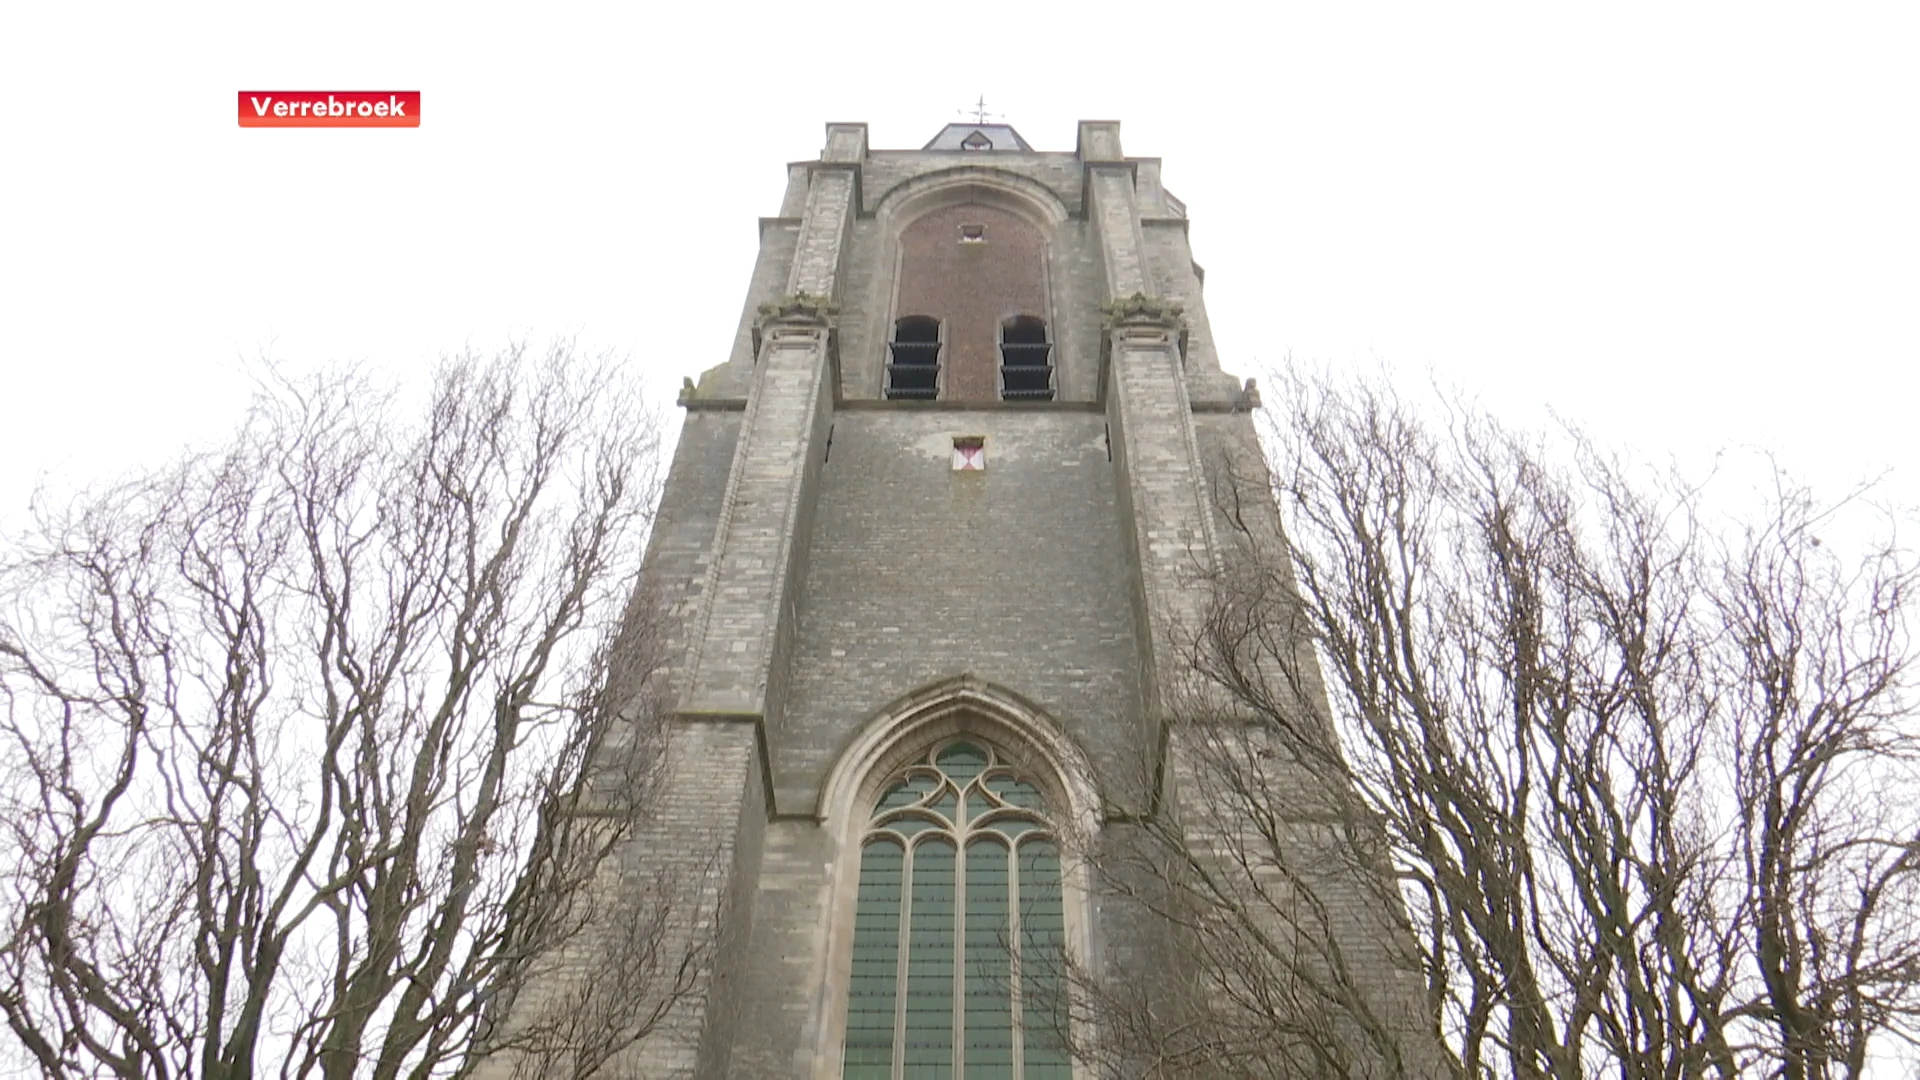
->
[999,316,1053,402]
[887,316,941,400]
[893,204,1048,403]
[841,739,1072,1079]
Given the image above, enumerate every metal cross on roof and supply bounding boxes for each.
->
[959,95,1001,124]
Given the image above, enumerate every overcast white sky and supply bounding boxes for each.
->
[2,2,1916,532]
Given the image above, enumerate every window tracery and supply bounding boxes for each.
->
[842,739,1071,1079]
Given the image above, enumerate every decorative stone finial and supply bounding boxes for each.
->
[755,292,838,329]
[1101,292,1186,331]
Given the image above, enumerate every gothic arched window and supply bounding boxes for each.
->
[841,739,1072,1079]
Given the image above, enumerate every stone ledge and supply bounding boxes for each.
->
[835,398,1104,413]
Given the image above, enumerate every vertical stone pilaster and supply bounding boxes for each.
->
[821,121,867,164]
[603,719,767,1078]
[588,132,855,1074]
[683,142,856,719]
[1081,120,1149,299]
[1090,169,1149,299]
[680,316,833,718]
[1106,316,1223,747]
[1091,135,1223,761]
[786,167,855,298]
[1076,118,1124,162]
[466,720,765,1080]
[1083,121,1440,1073]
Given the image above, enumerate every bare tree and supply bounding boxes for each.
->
[1070,366,1920,1079]
[0,343,711,1079]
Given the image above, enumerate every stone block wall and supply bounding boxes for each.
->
[478,119,1441,1079]
[776,408,1144,809]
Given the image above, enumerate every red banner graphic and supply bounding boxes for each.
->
[239,92,420,128]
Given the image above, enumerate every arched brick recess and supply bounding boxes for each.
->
[895,204,1048,402]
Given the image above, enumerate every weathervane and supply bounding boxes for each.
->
[959,95,1002,125]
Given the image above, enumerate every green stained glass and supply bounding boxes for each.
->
[877,773,936,811]
[883,813,940,837]
[844,740,1064,1078]
[984,772,1045,812]
[936,741,989,784]
[843,839,903,1078]
[1004,781,1043,811]
[1019,840,1071,1076]
[966,839,1015,1074]
[905,838,956,1078]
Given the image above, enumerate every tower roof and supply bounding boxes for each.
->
[921,123,1032,152]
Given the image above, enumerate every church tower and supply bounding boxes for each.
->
[486,119,1430,1078]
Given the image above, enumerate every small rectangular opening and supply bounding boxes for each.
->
[952,435,986,471]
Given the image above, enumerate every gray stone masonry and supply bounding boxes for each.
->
[480,119,1440,1079]
[775,409,1143,811]
[680,317,833,718]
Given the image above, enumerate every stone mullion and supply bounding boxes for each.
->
[1008,834,1027,1080]
[952,823,968,1078]
[892,838,915,1080]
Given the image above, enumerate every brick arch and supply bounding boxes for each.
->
[870,166,1070,230]
[893,203,1050,402]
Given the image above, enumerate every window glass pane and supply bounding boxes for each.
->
[848,741,1068,1080]
[905,838,956,1078]
[877,773,935,811]
[989,818,1039,840]
[929,786,959,824]
[1001,779,1044,812]
[965,839,1015,1074]
[936,741,989,784]
[1019,840,1072,1076]
[843,839,903,1078]
[881,812,940,838]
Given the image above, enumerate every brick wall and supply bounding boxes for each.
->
[894,203,1049,402]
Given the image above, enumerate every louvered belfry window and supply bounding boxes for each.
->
[886,316,942,400]
[999,316,1053,401]
[841,740,1071,1079]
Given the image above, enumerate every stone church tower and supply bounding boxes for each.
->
[488,120,1430,1079]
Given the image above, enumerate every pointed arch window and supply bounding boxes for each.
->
[842,740,1072,1079]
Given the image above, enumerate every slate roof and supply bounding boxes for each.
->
[920,123,1034,152]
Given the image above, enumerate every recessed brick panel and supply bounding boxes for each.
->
[895,204,1048,402]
